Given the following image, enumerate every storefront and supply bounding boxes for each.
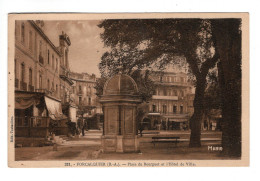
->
[15,91,67,137]
[44,96,67,135]
[146,113,162,130]
[145,113,189,130]
[201,109,222,131]
[83,113,100,130]
[167,117,189,130]
[15,91,48,137]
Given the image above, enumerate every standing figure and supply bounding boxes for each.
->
[139,122,144,137]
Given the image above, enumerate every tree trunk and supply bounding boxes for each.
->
[212,19,242,157]
[189,75,206,147]
[218,61,241,157]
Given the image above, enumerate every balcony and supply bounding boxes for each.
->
[152,95,178,100]
[50,91,59,98]
[35,88,52,95]
[15,116,30,127]
[155,81,190,87]
[86,91,92,96]
[60,68,70,77]
[39,55,44,65]
[60,68,73,85]
[20,81,27,91]
[77,90,83,95]
[30,116,50,127]
[15,116,49,127]
[15,78,19,88]
[28,85,34,92]
[15,116,50,137]
[35,89,60,100]
[148,112,190,118]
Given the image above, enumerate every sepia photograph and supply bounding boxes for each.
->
[8,13,249,167]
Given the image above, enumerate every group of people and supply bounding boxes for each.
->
[77,118,88,136]
[66,118,88,136]
[138,120,189,136]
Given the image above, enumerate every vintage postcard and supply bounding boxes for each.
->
[8,13,249,167]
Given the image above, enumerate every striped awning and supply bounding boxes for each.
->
[45,96,67,120]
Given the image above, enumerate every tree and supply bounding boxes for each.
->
[98,19,219,147]
[95,67,157,131]
[203,69,222,118]
[204,70,222,109]
[211,19,242,157]
[95,68,156,103]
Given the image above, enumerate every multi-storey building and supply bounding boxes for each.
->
[58,32,77,126]
[144,72,194,130]
[70,72,102,129]
[14,20,76,139]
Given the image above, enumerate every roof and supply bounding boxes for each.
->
[103,74,138,95]
[29,20,62,56]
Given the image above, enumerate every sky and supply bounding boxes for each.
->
[42,20,187,78]
[42,20,106,77]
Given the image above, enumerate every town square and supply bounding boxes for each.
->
[11,15,244,163]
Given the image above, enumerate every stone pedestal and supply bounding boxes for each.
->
[102,135,140,153]
[116,135,123,152]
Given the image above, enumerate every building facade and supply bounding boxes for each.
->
[145,72,195,130]
[70,72,102,129]
[58,32,78,127]
[14,20,76,139]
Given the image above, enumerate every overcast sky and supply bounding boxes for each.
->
[43,20,106,77]
[42,20,188,78]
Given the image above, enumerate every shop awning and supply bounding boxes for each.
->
[148,112,161,116]
[161,113,190,122]
[44,96,66,120]
[15,92,42,109]
[69,106,77,122]
[83,113,93,118]
[168,118,188,122]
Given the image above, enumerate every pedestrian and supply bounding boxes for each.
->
[82,122,85,136]
[139,123,144,137]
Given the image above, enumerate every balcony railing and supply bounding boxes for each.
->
[78,90,83,95]
[152,95,178,100]
[28,85,34,92]
[30,116,50,127]
[39,55,44,64]
[15,116,49,127]
[15,117,30,127]
[155,81,189,87]
[15,78,19,88]
[35,88,52,95]
[35,89,59,99]
[20,81,27,91]
[148,111,189,116]
[149,111,188,115]
[60,68,69,77]
[51,91,59,98]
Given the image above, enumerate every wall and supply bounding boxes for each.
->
[15,20,61,100]
[148,72,194,115]
[70,72,99,116]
